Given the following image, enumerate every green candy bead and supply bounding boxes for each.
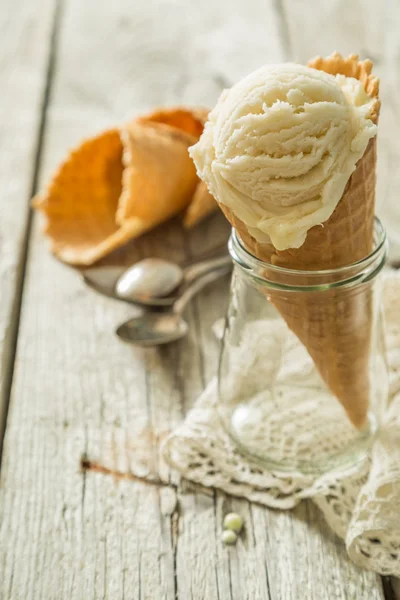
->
[223,512,243,533]
[222,529,237,545]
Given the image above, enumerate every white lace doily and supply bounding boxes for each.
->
[162,270,400,576]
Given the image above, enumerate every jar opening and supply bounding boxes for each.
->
[229,218,387,291]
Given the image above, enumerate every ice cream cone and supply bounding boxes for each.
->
[217,54,380,428]
[33,107,217,265]
[183,181,217,228]
[139,107,218,227]
[34,122,199,265]
[117,121,199,232]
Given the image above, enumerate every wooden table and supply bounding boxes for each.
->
[1,1,399,598]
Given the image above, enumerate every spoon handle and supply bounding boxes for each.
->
[173,264,232,315]
[183,254,231,283]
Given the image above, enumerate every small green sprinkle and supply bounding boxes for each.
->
[223,512,243,533]
[222,529,237,545]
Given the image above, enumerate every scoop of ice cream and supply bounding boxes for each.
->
[189,63,377,250]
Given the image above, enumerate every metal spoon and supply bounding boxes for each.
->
[82,266,125,300]
[116,258,182,300]
[115,253,231,306]
[81,244,228,301]
[82,248,230,307]
[116,265,231,346]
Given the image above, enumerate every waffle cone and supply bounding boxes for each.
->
[135,107,218,227]
[34,107,217,265]
[183,181,217,228]
[219,54,380,428]
[117,121,199,229]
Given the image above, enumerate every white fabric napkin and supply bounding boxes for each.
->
[162,270,400,576]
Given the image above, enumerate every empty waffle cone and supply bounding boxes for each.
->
[183,181,217,228]
[139,106,218,226]
[34,107,217,265]
[33,129,126,265]
[219,53,380,428]
[117,121,199,233]
[137,106,209,137]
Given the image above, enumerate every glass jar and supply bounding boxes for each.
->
[217,219,388,474]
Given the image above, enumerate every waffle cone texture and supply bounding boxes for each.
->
[219,54,380,428]
[33,107,218,266]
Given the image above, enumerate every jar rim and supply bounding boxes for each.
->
[229,217,387,290]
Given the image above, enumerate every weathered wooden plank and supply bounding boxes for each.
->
[0,0,230,597]
[0,1,391,599]
[0,220,183,599]
[281,2,400,594]
[0,0,58,452]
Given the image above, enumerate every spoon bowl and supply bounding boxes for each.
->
[116,313,189,346]
[82,244,230,307]
[115,264,232,347]
[115,253,231,307]
[82,266,125,299]
[116,258,183,301]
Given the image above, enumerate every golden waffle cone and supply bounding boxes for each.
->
[137,106,209,137]
[33,129,126,265]
[138,106,218,227]
[34,107,217,265]
[117,121,199,231]
[183,181,217,228]
[218,53,380,428]
[34,122,199,265]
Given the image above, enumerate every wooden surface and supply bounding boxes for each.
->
[0,1,398,598]
[0,0,58,453]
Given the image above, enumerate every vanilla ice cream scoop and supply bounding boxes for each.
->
[189,63,377,250]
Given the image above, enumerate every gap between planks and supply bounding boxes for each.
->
[0,0,64,461]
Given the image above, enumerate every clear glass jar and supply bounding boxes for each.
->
[217,219,388,474]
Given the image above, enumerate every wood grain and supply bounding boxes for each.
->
[0,0,58,454]
[0,0,394,598]
[281,4,400,593]
[185,220,385,600]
